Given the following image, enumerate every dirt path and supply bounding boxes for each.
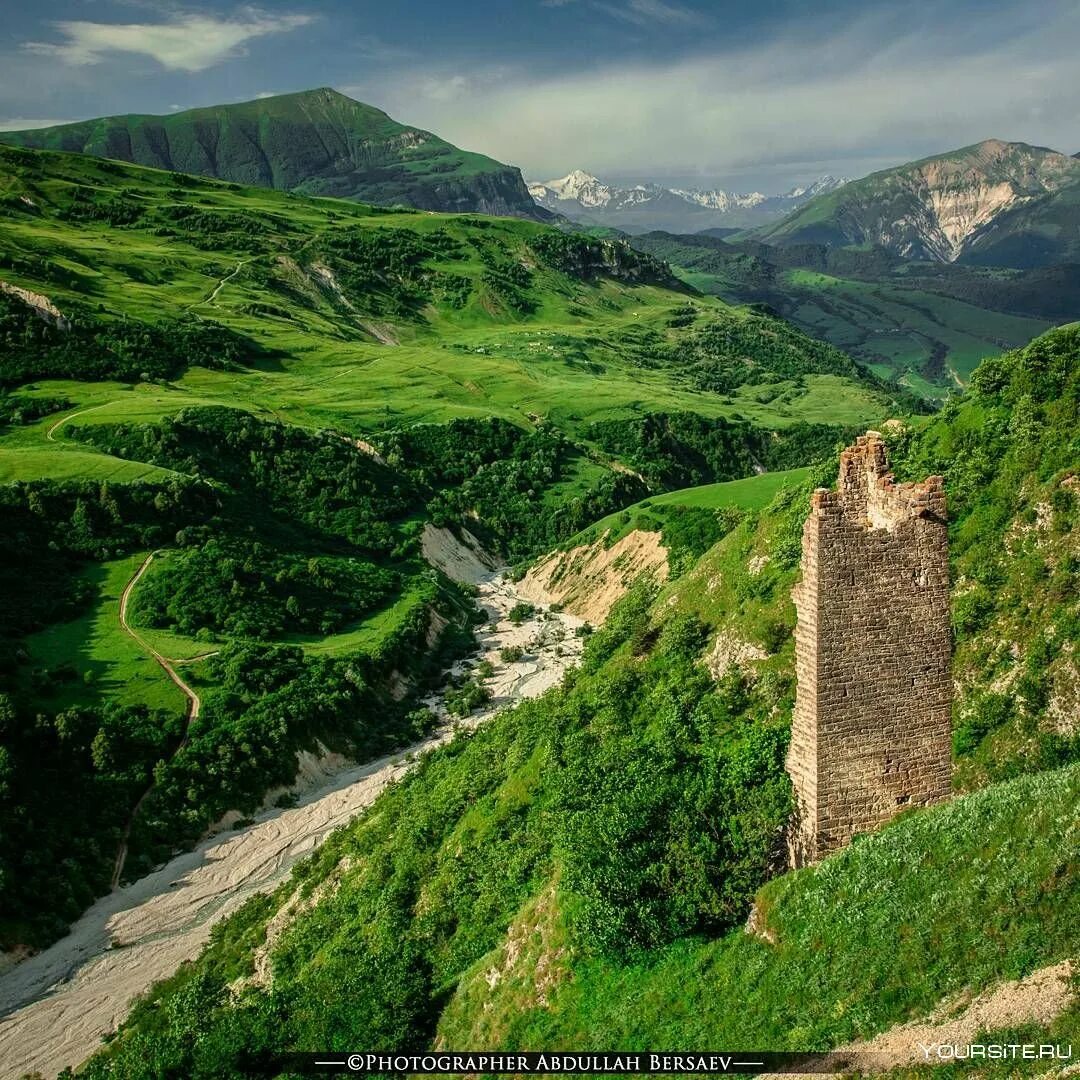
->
[0,574,582,1080]
[45,401,118,442]
[110,554,206,889]
[197,260,246,307]
[760,959,1077,1078]
[841,959,1076,1071]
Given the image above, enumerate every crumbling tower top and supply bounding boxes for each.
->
[813,431,946,531]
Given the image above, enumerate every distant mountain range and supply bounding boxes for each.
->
[527,170,849,233]
[758,139,1080,267]
[0,88,544,219]
[5,91,1078,272]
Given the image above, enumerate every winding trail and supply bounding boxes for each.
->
[197,260,246,308]
[110,553,209,888]
[45,401,118,442]
[0,573,582,1080]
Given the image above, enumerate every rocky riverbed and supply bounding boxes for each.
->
[0,572,583,1080]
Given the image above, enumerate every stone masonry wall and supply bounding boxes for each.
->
[786,432,952,866]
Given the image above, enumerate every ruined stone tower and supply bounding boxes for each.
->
[786,432,951,866]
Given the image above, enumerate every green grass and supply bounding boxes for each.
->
[673,264,1049,395]
[0,446,178,483]
[562,467,811,549]
[0,143,896,480]
[281,585,431,657]
[646,469,813,509]
[22,553,187,714]
[439,761,1080,1051]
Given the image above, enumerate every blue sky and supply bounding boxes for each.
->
[2,0,1078,191]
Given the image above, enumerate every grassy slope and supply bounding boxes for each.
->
[0,146,893,489]
[659,256,1050,396]
[81,448,1079,1072]
[561,467,812,549]
[0,144,900,713]
[439,762,1079,1052]
[0,89,535,212]
[21,553,188,714]
[888,323,1080,789]
[0,144,893,725]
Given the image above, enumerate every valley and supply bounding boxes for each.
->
[0,561,583,1080]
[0,141,912,962]
[630,230,1067,394]
[0,99,1077,1080]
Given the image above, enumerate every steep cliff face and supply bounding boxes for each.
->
[0,88,546,220]
[396,167,544,218]
[761,140,1080,266]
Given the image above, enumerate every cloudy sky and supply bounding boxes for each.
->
[2,0,1078,191]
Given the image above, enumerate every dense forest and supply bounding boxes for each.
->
[0,453,474,945]
[0,292,255,385]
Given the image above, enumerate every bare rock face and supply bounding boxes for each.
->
[518,529,669,625]
[0,280,70,330]
[786,432,952,867]
[762,139,1080,266]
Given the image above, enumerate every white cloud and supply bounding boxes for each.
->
[421,75,472,102]
[542,0,703,21]
[22,9,314,73]
[593,0,706,27]
[368,4,1080,187]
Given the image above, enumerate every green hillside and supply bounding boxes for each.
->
[0,144,908,454]
[0,89,542,218]
[75,324,1080,1078]
[0,143,921,950]
[631,231,1065,394]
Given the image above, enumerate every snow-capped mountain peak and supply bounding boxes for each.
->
[670,187,768,210]
[782,174,850,200]
[530,170,614,207]
[527,168,851,232]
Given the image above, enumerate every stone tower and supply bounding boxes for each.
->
[786,432,951,866]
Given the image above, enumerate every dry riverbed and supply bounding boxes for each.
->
[0,572,583,1080]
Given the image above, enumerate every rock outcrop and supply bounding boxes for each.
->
[761,139,1080,267]
[518,529,669,625]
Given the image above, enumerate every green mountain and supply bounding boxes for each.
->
[758,139,1080,267]
[0,143,921,955]
[0,88,544,218]
[72,322,1080,1078]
